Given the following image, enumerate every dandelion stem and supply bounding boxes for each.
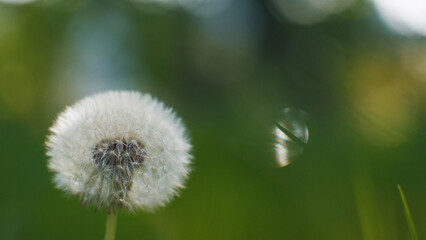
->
[397,184,418,240]
[104,212,118,240]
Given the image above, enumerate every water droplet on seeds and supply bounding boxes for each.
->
[274,108,309,167]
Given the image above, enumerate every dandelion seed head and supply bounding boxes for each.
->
[46,91,192,211]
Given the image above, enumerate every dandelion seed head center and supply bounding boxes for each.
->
[92,138,145,169]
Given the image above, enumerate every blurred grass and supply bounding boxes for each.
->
[398,185,418,240]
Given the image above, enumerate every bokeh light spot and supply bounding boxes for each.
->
[373,0,426,36]
[269,0,357,25]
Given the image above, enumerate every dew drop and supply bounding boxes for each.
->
[274,108,309,167]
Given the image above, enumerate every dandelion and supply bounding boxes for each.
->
[46,91,192,239]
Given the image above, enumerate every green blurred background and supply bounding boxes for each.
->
[0,0,425,239]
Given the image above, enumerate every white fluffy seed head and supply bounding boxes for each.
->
[46,91,192,212]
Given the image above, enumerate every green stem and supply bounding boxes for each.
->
[104,212,118,240]
[397,184,418,240]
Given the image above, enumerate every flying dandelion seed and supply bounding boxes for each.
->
[46,91,192,212]
[274,108,309,167]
